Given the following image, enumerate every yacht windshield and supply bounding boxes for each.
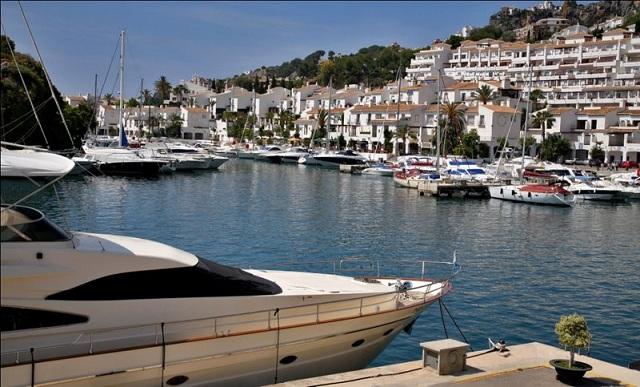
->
[467,169,485,175]
[1,206,71,242]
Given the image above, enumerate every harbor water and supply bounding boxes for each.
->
[27,159,640,369]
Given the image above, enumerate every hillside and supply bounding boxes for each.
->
[220,1,637,92]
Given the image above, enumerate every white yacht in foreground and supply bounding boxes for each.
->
[1,205,457,387]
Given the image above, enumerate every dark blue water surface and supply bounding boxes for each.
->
[27,160,639,368]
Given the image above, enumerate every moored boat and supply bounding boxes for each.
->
[488,183,575,206]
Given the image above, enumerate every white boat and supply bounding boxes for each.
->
[309,150,368,169]
[69,155,98,175]
[0,204,458,387]
[362,163,395,176]
[298,153,321,165]
[1,147,75,179]
[393,169,440,188]
[162,143,229,169]
[488,183,575,206]
[83,146,168,176]
[253,146,285,162]
[264,147,311,164]
[561,178,624,202]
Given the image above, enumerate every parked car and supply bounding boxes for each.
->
[619,160,639,169]
[575,159,590,166]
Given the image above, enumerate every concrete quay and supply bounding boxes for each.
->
[273,342,640,387]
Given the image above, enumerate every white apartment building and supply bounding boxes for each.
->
[180,106,211,140]
[254,87,291,124]
[292,84,322,115]
[209,87,252,115]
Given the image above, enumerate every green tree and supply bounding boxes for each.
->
[529,89,545,111]
[555,314,591,368]
[103,93,114,105]
[531,110,555,153]
[126,98,139,108]
[172,84,188,106]
[540,134,571,162]
[454,129,480,157]
[520,136,537,156]
[0,34,84,150]
[590,141,605,162]
[142,89,152,105]
[472,85,495,105]
[393,125,416,155]
[445,35,465,49]
[441,101,466,155]
[165,113,183,138]
[154,76,171,102]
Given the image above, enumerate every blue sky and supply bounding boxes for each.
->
[2,1,546,98]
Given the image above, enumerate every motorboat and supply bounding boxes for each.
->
[83,146,167,176]
[162,143,229,169]
[362,163,396,176]
[488,183,575,207]
[1,147,76,201]
[309,150,368,169]
[393,168,440,188]
[607,171,640,200]
[560,177,625,202]
[264,147,311,164]
[1,147,75,179]
[141,146,209,171]
[253,146,285,162]
[0,204,458,387]
[69,155,98,175]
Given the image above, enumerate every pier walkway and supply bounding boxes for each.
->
[273,342,640,387]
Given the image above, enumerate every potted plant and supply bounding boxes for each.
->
[550,314,593,383]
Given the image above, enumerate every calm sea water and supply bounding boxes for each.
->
[25,159,640,368]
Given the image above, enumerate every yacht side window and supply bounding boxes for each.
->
[1,307,88,332]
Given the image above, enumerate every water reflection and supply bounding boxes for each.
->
[23,159,640,368]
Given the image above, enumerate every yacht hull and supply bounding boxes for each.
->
[98,161,164,176]
[489,185,574,207]
[1,304,427,387]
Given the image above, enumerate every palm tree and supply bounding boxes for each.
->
[314,109,328,145]
[529,89,544,111]
[531,110,555,143]
[393,125,417,155]
[154,76,171,103]
[142,89,152,105]
[172,85,188,106]
[441,101,466,155]
[103,93,114,106]
[472,85,495,105]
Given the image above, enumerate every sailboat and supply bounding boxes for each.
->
[488,68,575,207]
[82,31,167,176]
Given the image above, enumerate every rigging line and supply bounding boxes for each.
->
[52,184,72,235]
[440,300,472,351]
[0,96,51,130]
[98,36,121,100]
[438,298,448,339]
[1,23,49,148]
[17,1,75,148]
[1,100,51,138]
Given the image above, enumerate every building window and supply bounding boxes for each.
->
[479,115,485,128]
[195,133,204,140]
[183,133,193,140]
[1,307,88,332]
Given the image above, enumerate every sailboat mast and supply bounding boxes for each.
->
[118,30,125,146]
[326,77,332,153]
[435,69,441,172]
[94,73,98,136]
[139,78,143,138]
[395,67,401,156]
[521,66,533,182]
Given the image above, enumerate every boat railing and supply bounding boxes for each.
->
[1,257,460,366]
